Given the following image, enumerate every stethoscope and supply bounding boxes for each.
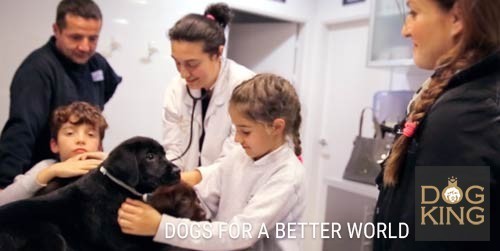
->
[170,85,210,162]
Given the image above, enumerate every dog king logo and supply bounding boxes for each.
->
[421,176,484,226]
[415,166,490,241]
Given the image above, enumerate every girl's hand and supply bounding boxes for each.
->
[118,198,162,236]
[181,170,202,186]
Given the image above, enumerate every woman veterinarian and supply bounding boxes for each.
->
[162,3,254,172]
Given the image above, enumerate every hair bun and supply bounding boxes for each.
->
[204,3,233,29]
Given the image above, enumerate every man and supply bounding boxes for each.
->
[0,0,122,188]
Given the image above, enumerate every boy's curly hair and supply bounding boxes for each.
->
[50,101,108,140]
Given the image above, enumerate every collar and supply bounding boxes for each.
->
[99,166,151,202]
[210,57,228,105]
[407,77,432,113]
[447,51,500,89]
[48,36,90,71]
[252,143,293,167]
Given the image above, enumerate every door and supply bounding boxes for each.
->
[318,20,390,180]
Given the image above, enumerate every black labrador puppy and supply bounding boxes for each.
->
[0,136,187,251]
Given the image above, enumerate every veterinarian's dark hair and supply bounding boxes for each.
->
[230,73,302,156]
[50,101,108,140]
[383,0,500,187]
[168,2,233,56]
[56,0,102,29]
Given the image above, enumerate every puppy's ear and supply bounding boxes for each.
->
[103,145,139,187]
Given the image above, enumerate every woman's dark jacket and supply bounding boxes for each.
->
[374,52,500,251]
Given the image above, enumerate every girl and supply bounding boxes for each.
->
[118,74,305,251]
[375,0,500,250]
[162,3,254,172]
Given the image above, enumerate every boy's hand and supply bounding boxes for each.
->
[36,152,107,185]
[69,151,108,161]
[50,159,102,178]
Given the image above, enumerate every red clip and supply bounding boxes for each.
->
[297,155,304,163]
[403,121,417,137]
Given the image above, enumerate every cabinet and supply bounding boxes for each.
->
[367,0,413,66]
[322,178,378,251]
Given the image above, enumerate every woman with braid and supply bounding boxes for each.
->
[374,0,499,250]
[117,74,306,251]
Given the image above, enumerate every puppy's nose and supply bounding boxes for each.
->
[171,164,181,179]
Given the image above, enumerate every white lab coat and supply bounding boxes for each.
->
[153,144,306,251]
[162,58,254,171]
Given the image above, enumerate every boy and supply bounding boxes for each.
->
[0,101,108,206]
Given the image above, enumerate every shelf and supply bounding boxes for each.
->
[323,13,370,26]
[367,0,413,67]
[377,10,402,17]
[323,176,379,199]
[367,58,413,67]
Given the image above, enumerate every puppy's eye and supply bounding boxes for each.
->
[146,153,155,160]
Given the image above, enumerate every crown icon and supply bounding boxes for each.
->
[443,176,462,204]
[448,176,458,186]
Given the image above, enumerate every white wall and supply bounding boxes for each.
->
[227,22,299,83]
[226,0,315,22]
[0,0,60,132]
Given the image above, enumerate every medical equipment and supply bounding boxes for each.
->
[169,85,209,162]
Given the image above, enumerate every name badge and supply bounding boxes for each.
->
[91,70,104,82]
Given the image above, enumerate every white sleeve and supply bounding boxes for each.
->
[162,78,186,169]
[192,165,222,219]
[153,167,305,250]
[0,159,56,206]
